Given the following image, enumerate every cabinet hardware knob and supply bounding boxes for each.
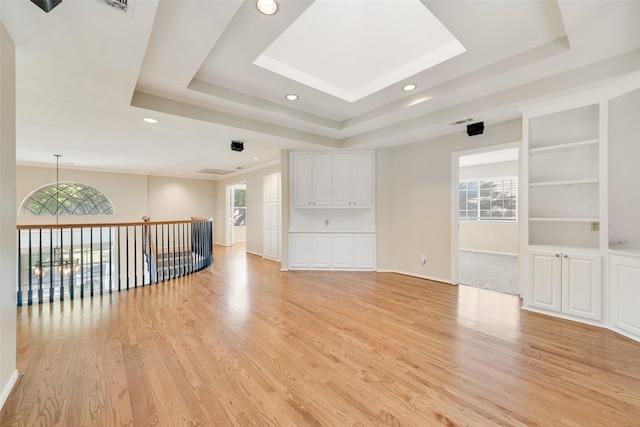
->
[564,255,568,258]
[555,254,560,257]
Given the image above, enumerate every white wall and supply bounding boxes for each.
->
[608,88,640,251]
[0,21,18,410]
[16,167,216,225]
[459,222,519,255]
[215,162,281,255]
[459,160,518,179]
[376,147,395,271]
[148,175,215,221]
[376,119,522,282]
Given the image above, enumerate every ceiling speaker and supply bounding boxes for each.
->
[466,122,484,136]
[230,140,244,152]
[30,0,62,12]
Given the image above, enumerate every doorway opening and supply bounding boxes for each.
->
[451,143,521,295]
[226,182,247,246]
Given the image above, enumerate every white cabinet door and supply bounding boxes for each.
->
[312,154,332,206]
[331,153,373,206]
[332,234,353,268]
[290,234,312,268]
[529,250,562,312]
[353,234,376,269]
[351,153,373,207]
[610,254,640,338]
[291,154,314,206]
[332,154,352,206]
[562,252,602,321]
[312,235,332,268]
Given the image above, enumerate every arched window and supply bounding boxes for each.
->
[19,182,115,216]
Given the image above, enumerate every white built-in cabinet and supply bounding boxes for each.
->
[609,252,640,340]
[290,233,376,270]
[291,153,332,206]
[529,249,602,321]
[520,71,640,342]
[289,151,376,271]
[292,152,373,208]
[263,172,281,261]
[522,95,606,325]
[332,153,373,207]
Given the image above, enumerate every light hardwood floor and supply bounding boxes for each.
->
[1,243,640,426]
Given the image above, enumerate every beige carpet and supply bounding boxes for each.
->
[459,250,519,295]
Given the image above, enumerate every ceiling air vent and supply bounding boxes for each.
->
[449,118,475,126]
[197,168,233,175]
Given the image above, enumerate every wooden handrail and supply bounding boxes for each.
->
[17,218,213,230]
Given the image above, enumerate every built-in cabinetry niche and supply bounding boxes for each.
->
[521,72,640,342]
[608,88,640,252]
[527,104,601,249]
[607,87,640,341]
[524,101,604,325]
[289,151,376,270]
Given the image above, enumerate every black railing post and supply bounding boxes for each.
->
[126,226,130,290]
[59,228,64,302]
[154,224,159,284]
[38,230,43,305]
[70,228,74,300]
[90,227,94,297]
[109,226,113,293]
[117,226,121,292]
[28,230,33,305]
[17,230,22,306]
[172,223,176,279]
[49,230,54,303]
[99,226,104,295]
[80,228,84,298]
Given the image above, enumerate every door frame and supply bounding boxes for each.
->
[450,141,521,288]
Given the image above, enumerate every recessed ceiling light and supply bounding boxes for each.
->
[285,94,299,101]
[176,172,181,175]
[143,118,158,124]
[256,0,278,15]
[402,84,417,92]
[253,157,259,160]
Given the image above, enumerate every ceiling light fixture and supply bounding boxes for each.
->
[402,84,417,92]
[256,0,278,15]
[285,94,299,101]
[253,157,259,160]
[143,118,158,124]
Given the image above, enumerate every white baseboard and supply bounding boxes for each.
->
[0,370,18,411]
[459,248,518,257]
[245,250,261,257]
[376,269,452,285]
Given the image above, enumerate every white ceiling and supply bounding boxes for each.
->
[1,0,639,180]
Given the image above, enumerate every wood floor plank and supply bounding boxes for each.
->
[2,243,640,426]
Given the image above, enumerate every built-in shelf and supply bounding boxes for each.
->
[529,179,599,187]
[529,138,599,154]
[529,217,599,223]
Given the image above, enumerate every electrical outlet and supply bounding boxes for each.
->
[421,254,427,265]
[591,222,600,231]
[324,219,329,226]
